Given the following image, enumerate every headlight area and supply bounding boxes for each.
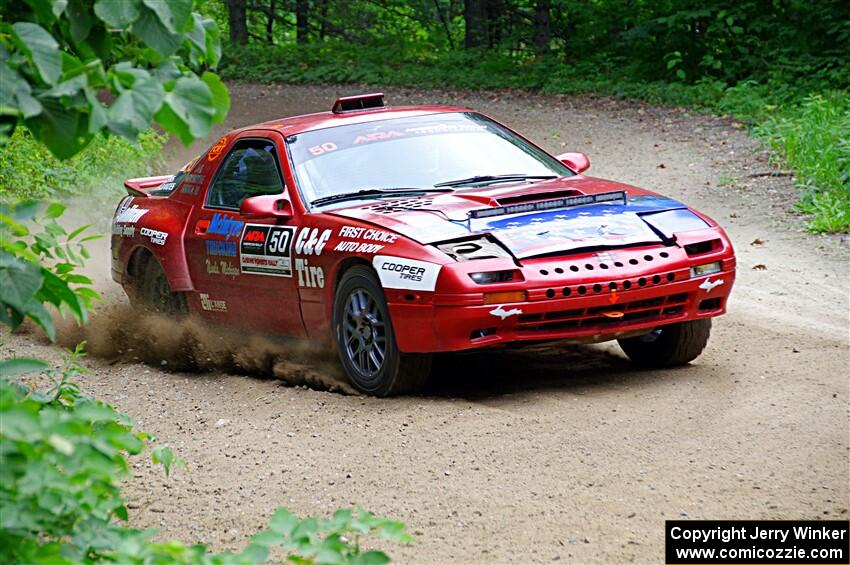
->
[433,236,512,262]
[431,236,527,296]
[690,261,722,278]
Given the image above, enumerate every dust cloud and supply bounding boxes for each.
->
[55,304,355,394]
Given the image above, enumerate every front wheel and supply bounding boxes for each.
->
[333,266,430,396]
[617,319,712,367]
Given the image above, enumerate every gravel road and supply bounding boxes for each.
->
[6,83,848,564]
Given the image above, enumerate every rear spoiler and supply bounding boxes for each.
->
[124,175,172,197]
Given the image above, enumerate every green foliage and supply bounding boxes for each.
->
[0,0,229,159]
[0,126,166,200]
[755,94,850,233]
[0,200,101,341]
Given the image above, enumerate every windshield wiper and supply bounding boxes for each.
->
[434,173,557,188]
[310,187,453,207]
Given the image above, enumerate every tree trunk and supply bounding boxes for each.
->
[533,0,551,56]
[296,0,309,44]
[266,0,276,44]
[464,0,487,48]
[227,0,248,46]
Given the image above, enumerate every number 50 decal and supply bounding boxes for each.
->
[308,142,337,156]
[268,228,290,253]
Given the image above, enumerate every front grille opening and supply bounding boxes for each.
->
[516,291,691,334]
[630,297,664,309]
[684,239,721,256]
[699,298,722,311]
[470,327,497,340]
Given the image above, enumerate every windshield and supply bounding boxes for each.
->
[286,112,572,207]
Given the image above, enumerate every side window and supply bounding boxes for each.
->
[206,139,284,209]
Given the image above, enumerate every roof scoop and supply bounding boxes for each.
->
[332,93,385,113]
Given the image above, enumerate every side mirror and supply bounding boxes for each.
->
[240,194,293,219]
[556,152,590,174]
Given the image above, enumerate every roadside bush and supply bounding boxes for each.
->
[0,128,165,201]
[755,94,850,233]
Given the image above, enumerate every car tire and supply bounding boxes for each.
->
[617,319,711,367]
[333,265,431,396]
[140,257,187,316]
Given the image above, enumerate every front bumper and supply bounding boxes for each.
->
[388,258,735,353]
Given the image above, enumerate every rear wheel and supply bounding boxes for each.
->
[139,258,187,316]
[333,266,430,396]
[617,319,711,367]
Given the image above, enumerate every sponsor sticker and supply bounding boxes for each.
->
[207,136,228,161]
[699,278,724,293]
[372,256,441,291]
[295,258,325,288]
[114,204,148,224]
[333,241,384,254]
[489,306,522,320]
[239,224,295,277]
[208,213,244,240]
[199,293,227,312]
[139,227,167,245]
[111,225,135,237]
[206,259,239,277]
[206,240,237,256]
[294,227,332,255]
[338,226,398,244]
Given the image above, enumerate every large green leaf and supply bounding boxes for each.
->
[12,23,62,85]
[0,358,49,378]
[154,76,214,145]
[66,0,93,42]
[22,0,68,25]
[131,6,182,55]
[201,71,229,124]
[93,0,141,29]
[84,87,107,133]
[106,67,164,139]
[202,18,222,68]
[141,0,192,34]
[26,98,91,159]
[0,63,43,118]
[0,257,44,313]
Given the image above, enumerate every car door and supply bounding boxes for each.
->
[184,132,306,337]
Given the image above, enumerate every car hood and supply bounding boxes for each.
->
[326,176,709,258]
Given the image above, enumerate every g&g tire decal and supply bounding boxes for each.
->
[239,224,295,277]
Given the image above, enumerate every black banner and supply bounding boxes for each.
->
[666,520,849,564]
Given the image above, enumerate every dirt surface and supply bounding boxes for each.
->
[5,84,849,564]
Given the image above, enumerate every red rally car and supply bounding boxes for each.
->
[111,93,736,396]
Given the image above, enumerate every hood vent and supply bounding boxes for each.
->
[364,198,434,214]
